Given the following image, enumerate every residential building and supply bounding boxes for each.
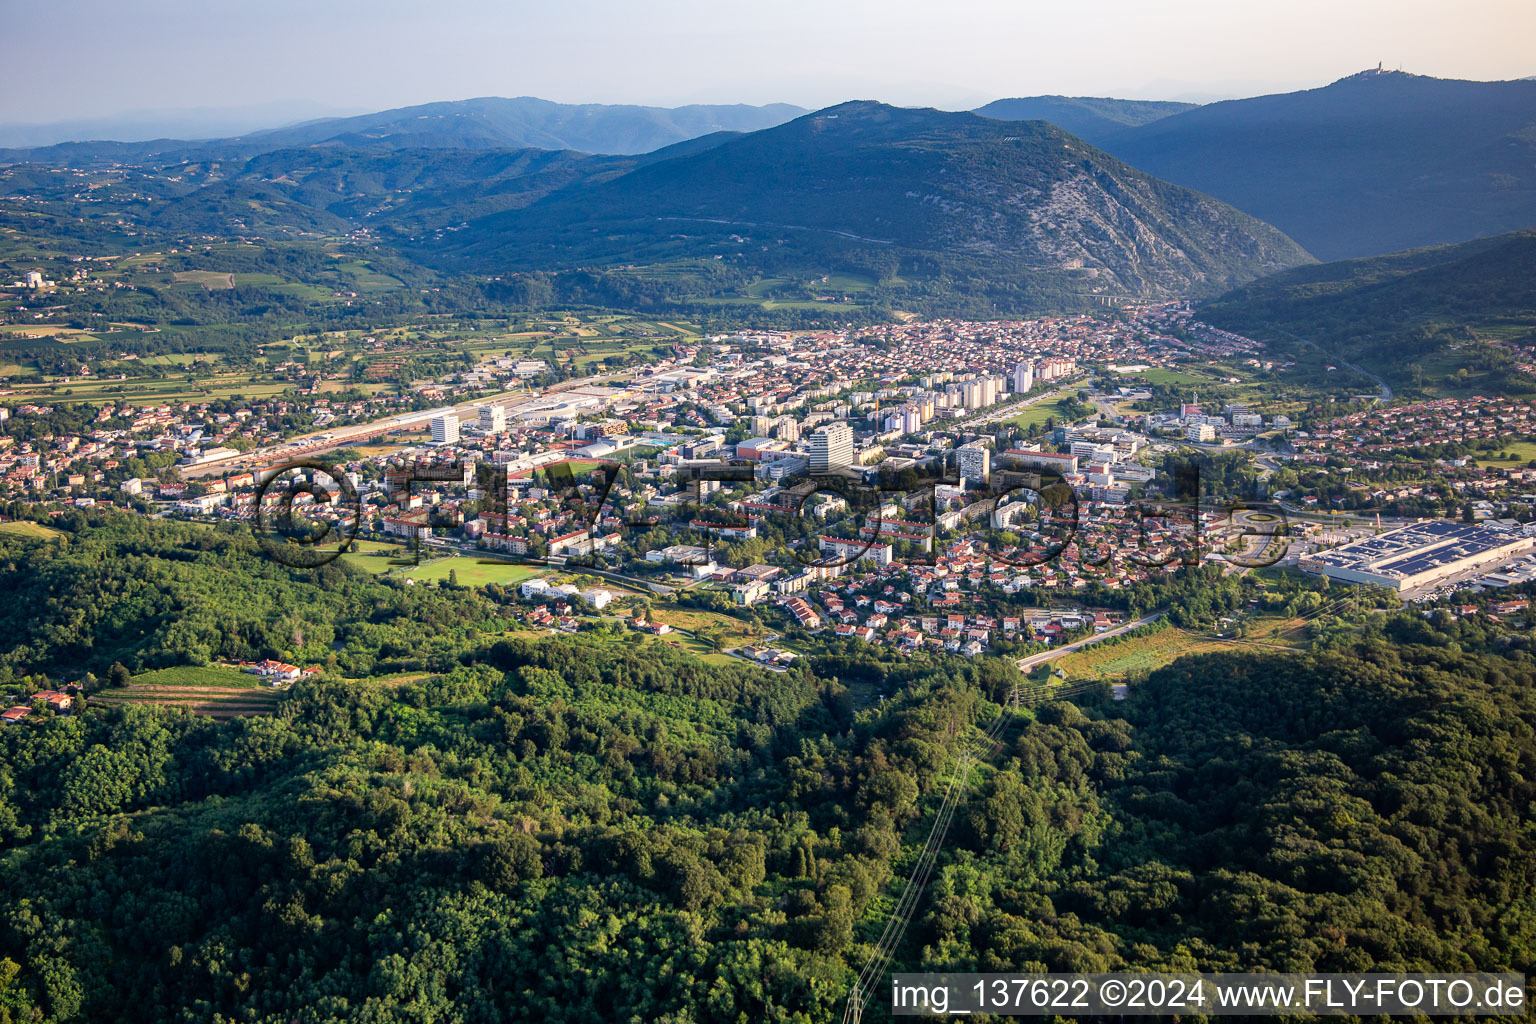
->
[956,442,991,485]
[808,422,854,472]
[1013,361,1034,394]
[431,413,460,445]
[478,405,506,433]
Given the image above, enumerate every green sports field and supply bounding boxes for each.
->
[401,556,547,587]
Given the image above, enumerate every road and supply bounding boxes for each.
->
[1280,330,1393,401]
[183,367,636,479]
[1015,609,1165,673]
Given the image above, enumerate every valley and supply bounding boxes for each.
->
[2,29,1535,1024]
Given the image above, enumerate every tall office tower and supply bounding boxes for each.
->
[1014,360,1034,393]
[430,413,460,445]
[956,441,991,485]
[808,422,854,472]
[478,404,506,433]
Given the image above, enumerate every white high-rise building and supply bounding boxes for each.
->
[1038,358,1076,382]
[478,405,505,434]
[1013,361,1035,394]
[957,442,991,485]
[431,413,460,445]
[808,422,854,472]
[901,406,923,434]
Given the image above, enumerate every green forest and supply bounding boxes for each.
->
[1199,228,1536,395]
[0,519,1533,1022]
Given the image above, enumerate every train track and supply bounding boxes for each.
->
[839,593,1357,1022]
[840,674,1110,1024]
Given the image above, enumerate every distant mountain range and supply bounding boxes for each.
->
[972,96,1197,145]
[1200,227,1536,390]
[1094,70,1536,260]
[0,98,808,164]
[0,102,368,149]
[4,73,1533,306]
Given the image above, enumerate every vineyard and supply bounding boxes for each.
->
[89,665,282,719]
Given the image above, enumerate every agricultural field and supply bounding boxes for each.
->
[1,360,297,405]
[1239,615,1312,645]
[648,606,771,648]
[0,307,688,408]
[0,520,65,540]
[1054,627,1241,681]
[362,672,437,689]
[171,270,236,289]
[668,635,739,667]
[90,664,282,719]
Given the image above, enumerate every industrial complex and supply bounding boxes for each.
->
[1299,520,1536,593]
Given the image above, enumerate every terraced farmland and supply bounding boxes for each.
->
[90,665,284,719]
[91,686,283,719]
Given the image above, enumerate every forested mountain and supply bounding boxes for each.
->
[0,517,1533,1021]
[0,97,806,166]
[1,141,755,244]
[1201,228,1536,389]
[972,95,1197,144]
[227,146,634,235]
[428,101,1313,302]
[8,70,1534,268]
[2,102,1309,311]
[1096,69,1536,260]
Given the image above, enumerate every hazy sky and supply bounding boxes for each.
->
[5,0,1534,124]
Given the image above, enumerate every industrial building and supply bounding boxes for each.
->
[1300,521,1536,593]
